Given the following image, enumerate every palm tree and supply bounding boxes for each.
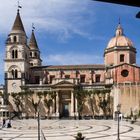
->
[20,90,34,118]
[11,92,23,119]
[44,98,53,119]
[32,97,41,118]
[97,89,111,119]
[43,91,56,119]
[87,90,96,118]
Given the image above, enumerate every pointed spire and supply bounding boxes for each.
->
[115,18,123,36]
[29,29,38,49]
[11,10,25,33]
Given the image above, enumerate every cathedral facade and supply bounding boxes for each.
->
[3,10,140,119]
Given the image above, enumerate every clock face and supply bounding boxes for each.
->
[12,82,17,89]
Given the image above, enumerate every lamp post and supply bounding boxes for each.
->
[116,104,121,140]
[34,97,41,140]
[38,111,40,140]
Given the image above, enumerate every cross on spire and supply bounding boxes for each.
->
[32,23,35,32]
[17,1,22,12]
[118,17,121,25]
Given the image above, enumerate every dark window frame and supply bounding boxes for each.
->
[95,74,100,83]
[120,54,124,62]
[80,75,86,83]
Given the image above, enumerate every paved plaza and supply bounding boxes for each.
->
[0,119,140,140]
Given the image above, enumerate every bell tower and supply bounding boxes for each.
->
[4,9,30,94]
[104,22,136,66]
[29,28,42,66]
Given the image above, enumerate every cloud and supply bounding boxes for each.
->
[0,0,96,41]
[42,53,103,65]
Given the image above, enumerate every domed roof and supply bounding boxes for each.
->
[107,23,134,49]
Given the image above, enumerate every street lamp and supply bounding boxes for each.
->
[38,111,40,140]
[116,104,121,140]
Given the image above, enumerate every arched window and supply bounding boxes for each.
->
[120,54,124,62]
[15,69,18,78]
[12,50,15,58]
[30,52,32,57]
[11,69,14,78]
[11,49,18,59]
[15,50,18,58]
[34,52,37,57]
[11,69,18,78]
[13,36,17,43]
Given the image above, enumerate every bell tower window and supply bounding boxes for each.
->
[15,69,18,78]
[120,54,124,62]
[12,50,15,58]
[34,52,37,58]
[11,69,18,79]
[11,49,18,59]
[15,50,18,58]
[11,69,14,78]
[30,52,32,57]
[13,36,17,43]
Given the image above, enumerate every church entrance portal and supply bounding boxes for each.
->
[62,103,69,117]
[59,91,71,118]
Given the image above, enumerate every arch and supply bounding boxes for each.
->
[34,52,37,57]
[15,50,18,58]
[10,69,18,79]
[8,66,21,79]
[12,50,15,58]
[11,49,18,59]
[30,52,32,57]
[11,69,14,78]
[15,69,18,78]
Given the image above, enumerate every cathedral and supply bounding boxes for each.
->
[3,9,140,119]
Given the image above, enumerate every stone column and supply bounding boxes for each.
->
[71,91,74,117]
[42,71,47,84]
[39,76,43,85]
[75,96,78,117]
[56,91,59,117]
[90,71,93,84]
[113,84,120,119]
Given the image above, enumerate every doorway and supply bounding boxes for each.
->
[62,103,69,117]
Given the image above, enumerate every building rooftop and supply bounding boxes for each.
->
[31,64,105,70]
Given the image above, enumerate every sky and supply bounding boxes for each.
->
[0,0,140,84]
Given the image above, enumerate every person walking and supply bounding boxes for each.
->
[2,119,5,128]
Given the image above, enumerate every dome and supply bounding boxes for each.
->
[107,23,134,49]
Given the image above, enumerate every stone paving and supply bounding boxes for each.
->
[0,119,140,140]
